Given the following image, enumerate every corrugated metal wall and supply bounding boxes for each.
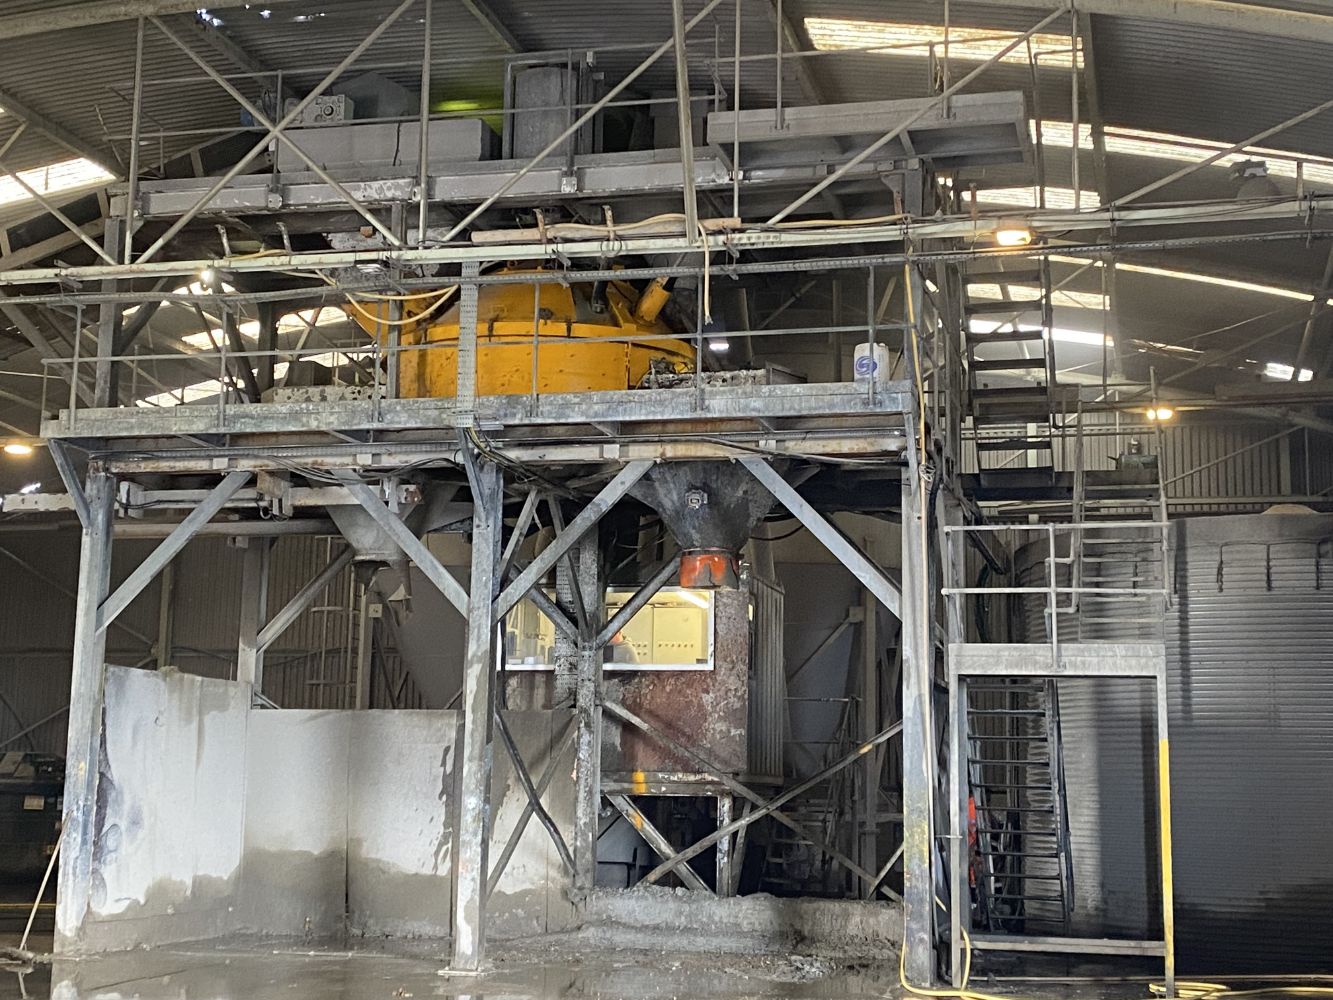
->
[1020,512,1333,971]
[748,577,786,781]
[0,532,366,756]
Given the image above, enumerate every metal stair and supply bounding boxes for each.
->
[963,263,1059,481]
[965,680,1074,936]
[760,697,856,896]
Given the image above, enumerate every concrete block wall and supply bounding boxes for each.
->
[76,666,574,953]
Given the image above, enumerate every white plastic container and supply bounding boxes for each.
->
[853,342,891,383]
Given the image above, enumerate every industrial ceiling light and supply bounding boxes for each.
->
[2,441,34,457]
[707,337,730,354]
[199,267,218,287]
[1145,406,1175,422]
[994,218,1033,247]
[18,482,39,494]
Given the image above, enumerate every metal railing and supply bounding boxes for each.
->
[942,521,1171,663]
[40,264,917,431]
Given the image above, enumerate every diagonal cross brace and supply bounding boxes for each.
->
[334,472,469,616]
[741,457,901,618]
[493,460,653,623]
[256,546,356,652]
[97,470,251,633]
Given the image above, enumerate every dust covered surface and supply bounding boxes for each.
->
[42,937,909,1000]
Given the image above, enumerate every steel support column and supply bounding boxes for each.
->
[572,540,604,891]
[900,465,935,985]
[94,219,125,407]
[237,537,272,689]
[858,576,879,884]
[54,468,116,951]
[451,458,502,972]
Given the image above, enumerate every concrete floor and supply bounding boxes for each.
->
[13,941,906,1000]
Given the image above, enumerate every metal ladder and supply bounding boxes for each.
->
[965,679,1075,936]
[963,261,1059,478]
[1067,421,1173,637]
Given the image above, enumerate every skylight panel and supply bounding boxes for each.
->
[806,18,1081,68]
[0,157,113,208]
[977,186,1101,210]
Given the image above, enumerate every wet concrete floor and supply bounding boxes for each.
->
[5,942,911,1000]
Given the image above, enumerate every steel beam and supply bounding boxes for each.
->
[956,0,1333,45]
[486,721,575,899]
[257,546,355,651]
[0,155,116,265]
[191,18,293,101]
[1116,92,1333,206]
[603,699,900,901]
[715,795,734,896]
[493,460,652,621]
[670,0,700,243]
[14,196,1333,288]
[0,0,1308,45]
[98,470,251,632]
[48,441,89,528]
[461,0,519,51]
[54,469,115,951]
[150,15,404,252]
[758,0,826,105]
[494,708,575,876]
[0,297,93,406]
[786,615,855,686]
[94,219,125,407]
[500,487,540,578]
[740,457,901,617]
[139,2,414,263]
[0,85,116,174]
[236,537,272,687]
[766,8,1064,223]
[451,458,502,972]
[0,1,304,40]
[572,540,603,891]
[593,555,681,648]
[900,465,934,985]
[439,0,727,242]
[334,473,469,616]
[639,719,904,884]
[608,794,712,892]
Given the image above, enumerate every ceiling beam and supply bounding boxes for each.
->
[0,1,305,40]
[0,86,118,176]
[758,1,827,106]
[460,0,521,53]
[957,0,1333,46]
[191,20,296,101]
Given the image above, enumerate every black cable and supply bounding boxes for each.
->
[751,523,805,542]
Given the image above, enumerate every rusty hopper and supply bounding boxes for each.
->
[631,461,778,588]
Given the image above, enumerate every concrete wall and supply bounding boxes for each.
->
[347,711,459,938]
[239,710,350,937]
[83,666,248,952]
[83,669,574,952]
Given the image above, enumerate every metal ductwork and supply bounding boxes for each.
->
[631,461,778,588]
